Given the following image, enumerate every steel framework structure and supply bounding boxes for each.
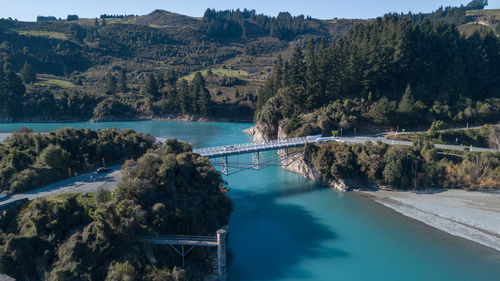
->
[213,148,304,176]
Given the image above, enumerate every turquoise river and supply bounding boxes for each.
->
[1,121,500,281]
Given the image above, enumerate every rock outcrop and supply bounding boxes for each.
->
[249,123,349,191]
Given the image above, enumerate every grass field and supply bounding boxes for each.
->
[35,78,76,88]
[16,30,67,40]
[180,67,249,81]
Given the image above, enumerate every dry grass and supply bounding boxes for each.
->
[180,67,249,81]
[35,78,76,88]
[16,30,67,40]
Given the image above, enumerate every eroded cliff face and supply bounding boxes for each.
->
[247,123,348,191]
[243,124,271,142]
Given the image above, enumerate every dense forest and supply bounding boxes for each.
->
[0,127,156,193]
[0,139,232,280]
[202,9,322,40]
[256,14,500,139]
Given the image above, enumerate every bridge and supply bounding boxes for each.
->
[140,229,228,281]
[193,135,336,175]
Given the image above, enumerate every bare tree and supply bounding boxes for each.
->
[462,154,490,183]
[488,126,500,151]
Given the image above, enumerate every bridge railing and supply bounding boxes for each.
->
[193,136,314,156]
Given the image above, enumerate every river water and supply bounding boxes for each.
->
[1,121,500,281]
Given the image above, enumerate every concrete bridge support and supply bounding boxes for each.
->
[252,152,260,169]
[217,229,227,281]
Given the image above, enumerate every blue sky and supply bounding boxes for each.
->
[1,0,499,21]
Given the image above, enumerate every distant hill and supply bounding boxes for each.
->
[130,9,200,28]
[0,3,497,123]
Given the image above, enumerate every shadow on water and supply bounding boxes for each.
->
[227,183,347,281]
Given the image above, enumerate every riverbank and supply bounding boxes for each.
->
[245,124,500,252]
[359,189,500,252]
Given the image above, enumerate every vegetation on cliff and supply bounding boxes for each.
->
[0,127,156,193]
[0,139,232,280]
[305,142,500,190]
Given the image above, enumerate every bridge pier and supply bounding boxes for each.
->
[221,156,228,175]
[252,152,260,170]
[217,229,227,281]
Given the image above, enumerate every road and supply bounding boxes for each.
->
[0,165,122,207]
[336,135,498,152]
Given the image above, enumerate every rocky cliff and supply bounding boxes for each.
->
[245,124,349,191]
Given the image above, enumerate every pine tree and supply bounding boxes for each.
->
[118,69,128,93]
[177,79,190,114]
[142,74,159,100]
[105,72,117,95]
[156,73,165,89]
[190,73,210,116]
[166,70,177,87]
[398,85,414,113]
[305,38,320,110]
[94,18,99,26]
[272,55,284,91]
[20,62,37,84]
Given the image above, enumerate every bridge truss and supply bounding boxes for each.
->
[214,148,304,175]
[193,135,336,176]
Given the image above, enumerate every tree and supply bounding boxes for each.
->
[66,15,79,21]
[105,261,137,281]
[398,85,414,113]
[20,62,37,84]
[487,125,500,151]
[118,69,128,93]
[467,0,488,10]
[40,144,70,169]
[398,85,415,126]
[166,70,177,87]
[370,97,393,125]
[102,17,106,26]
[94,18,99,26]
[69,24,86,41]
[105,72,117,95]
[142,74,159,99]
[8,147,32,170]
[190,72,211,116]
[430,120,445,134]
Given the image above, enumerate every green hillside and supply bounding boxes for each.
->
[0,2,498,124]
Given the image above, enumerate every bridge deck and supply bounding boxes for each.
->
[193,135,335,158]
[140,235,218,246]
